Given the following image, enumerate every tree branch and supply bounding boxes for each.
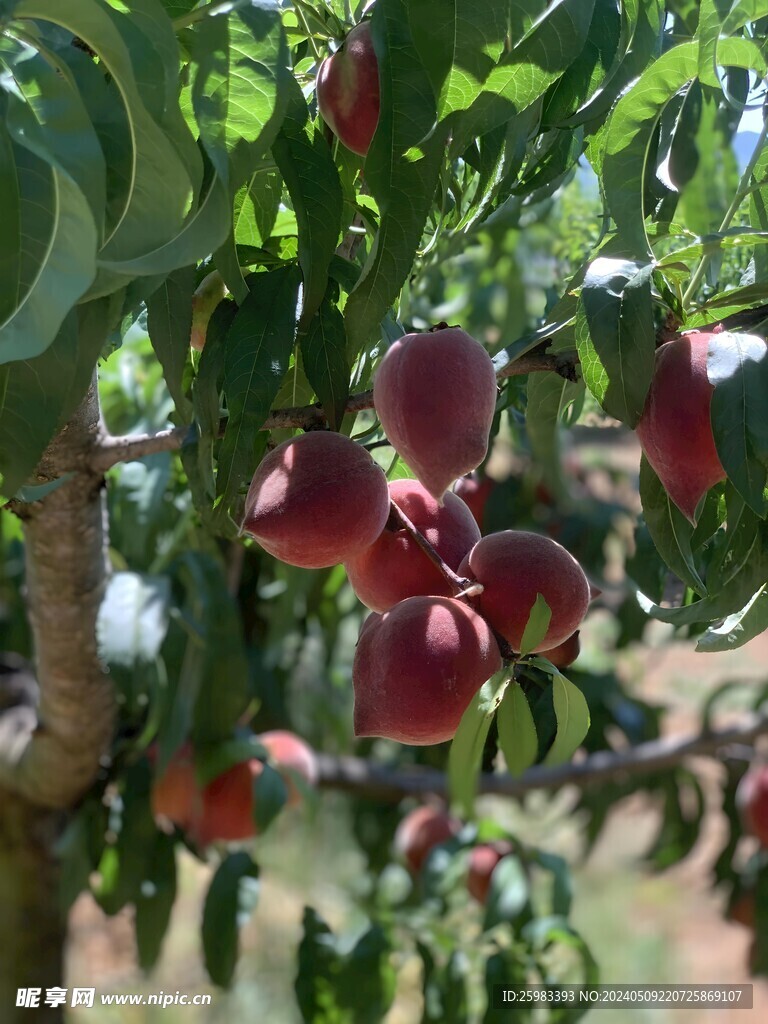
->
[88,351,575,472]
[314,713,768,803]
[0,381,115,808]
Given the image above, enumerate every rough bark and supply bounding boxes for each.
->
[0,380,114,807]
[0,793,64,1022]
[0,380,114,1021]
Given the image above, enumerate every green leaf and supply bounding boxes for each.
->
[407,0,508,122]
[639,456,707,595]
[496,682,538,777]
[216,266,301,515]
[696,583,768,651]
[603,41,697,254]
[14,0,195,265]
[96,573,171,668]
[448,671,508,818]
[296,909,395,1024]
[519,593,552,656]
[202,852,260,988]
[0,34,106,233]
[525,371,583,502]
[483,855,530,931]
[146,266,195,420]
[454,0,598,146]
[135,832,176,972]
[541,0,623,127]
[344,0,447,357]
[191,299,236,504]
[190,0,289,184]
[0,135,97,364]
[0,311,79,495]
[542,673,590,766]
[173,551,250,747]
[252,762,288,834]
[708,331,768,516]
[576,257,655,426]
[272,94,343,330]
[300,297,350,432]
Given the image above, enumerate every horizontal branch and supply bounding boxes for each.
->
[89,351,573,472]
[314,713,768,804]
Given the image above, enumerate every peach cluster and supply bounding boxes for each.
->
[242,327,592,747]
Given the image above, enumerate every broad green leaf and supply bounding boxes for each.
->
[0,311,79,495]
[655,229,768,270]
[344,0,447,357]
[202,852,260,988]
[542,673,590,766]
[95,172,230,281]
[637,524,768,626]
[604,37,767,254]
[191,0,289,184]
[216,266,301,514]
[519,593,552,655]
[272,93,343,329]
[146,265,195,419]
[454,0,597,147]
[639,456,707,595]
[0,138,97,364]
[299,297,350,432]
[576,256,655,426]
[541,0,623,127]
[496,682,538,777]
[697,0,731,86]
[407,0,508,122]
[0,35,106,233]
[706,487,760,594]
[708,332,768,516]
[448,671,509,818]
[14,0,194,263]
[96,572,171,667]
[697,582,768,652]
[419,944,470,1023]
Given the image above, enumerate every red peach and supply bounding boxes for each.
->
[466,841,514,903]
[636,332,726,522]
[252,730,318,806]
[737,766,768,848]
[150,744,199,830]
[539,630,581,669]
[191,761,256,847]
[242,431,390,569]
[459,531,590,653]
[353,596,502,745]
[317,22,380,157]
[374,327,498,501]
[394,805,461,874]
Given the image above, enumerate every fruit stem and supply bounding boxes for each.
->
[682,114,768,309]
[387,498,480,599]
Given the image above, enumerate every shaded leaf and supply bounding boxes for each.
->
[202,852,260,988]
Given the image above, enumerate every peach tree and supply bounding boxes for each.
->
[1,0,768,1020]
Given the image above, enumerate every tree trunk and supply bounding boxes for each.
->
[0,792,65,1023]
[0,377,115,1020]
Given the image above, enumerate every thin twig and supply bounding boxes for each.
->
[387,499,474,597]
[88,352,571,473]
[314,713,768,804]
